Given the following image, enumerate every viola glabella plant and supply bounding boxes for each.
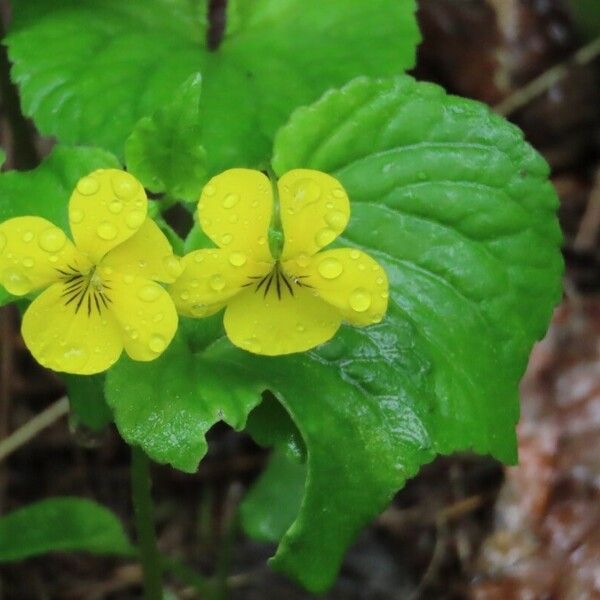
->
[171,168,389,355]
[0,1,564,598]
[0,169,180,374]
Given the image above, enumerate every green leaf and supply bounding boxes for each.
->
[125,73,207,203]
[8,0,419,174]
[273,75,564,462]
[106,76,562,592]
[0,497,133,561]
[64,374,112,431]
[240,450,306,543]
[0,145,120,231]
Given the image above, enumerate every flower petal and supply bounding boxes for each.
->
[224,285,342,356]
[278,169,349,260]
[198,169,273,261]
[21,282,123,374]
[169,248,272,318]
[69,169,148,263]
[101,218,181,283]
[107,274,178,361]
[0,217,87,296]
[282,248,389,326]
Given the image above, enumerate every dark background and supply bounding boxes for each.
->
[0,1,598,598]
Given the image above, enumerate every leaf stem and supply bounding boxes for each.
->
[131,446,163,600]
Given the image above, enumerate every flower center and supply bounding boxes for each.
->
[57,264,112,316]
[244,262,311,300]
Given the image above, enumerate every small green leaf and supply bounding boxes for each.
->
[64,374,112,432]
[240,450,306,543]
[0,497,133,561]
[126,73,207,203]
[8,0,419,172]
[0,145,120,231]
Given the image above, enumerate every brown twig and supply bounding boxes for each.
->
[573,168,600,252]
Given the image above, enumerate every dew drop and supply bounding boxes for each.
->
[296,253,310,268]
[381,291,389,299]
[138,260,147,269]
[325,202,334,210]
[349,288,372,312]
[108,200,123,214]
[111,172,138,199]
[149,335,167,354]
[210,274,226,291]
[257,236,266,246]
[325,210,346,230]
[221,233,233,246]
[125,209,145,229]
[22,231,34,243]
[0,232,6,253]
[164,256,183,278]
[97,221,117,241]
[358,263,366,271]
[153,313,164,323]
[77,176,99,195]
[130,330,139,340]
[49,255,58,263]
[38,228,67,253]
[70,208,84,224]
[229,252,247,267]
[1,268,31,295]
[194,254,205,263]
[318,257,343,279]
[296,323,305,333]
[203,184,216,197]
[332,188,345,199]
[190,279,199,288]
[292,179,321,209]
[22,257,34,269]
[123,274,134,284]
[62,346,88,370]
[350,249,360,260]
[180,291,190,301]
[138,284,161,302]
[376,276,384,285]
[102,266,114,276]
[244,337,262,353]
[315,228,336,248]
[222,193,239,209]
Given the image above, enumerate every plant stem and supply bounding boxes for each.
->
[131,446,163,600]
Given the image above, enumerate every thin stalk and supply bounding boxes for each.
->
[131,446,163,600]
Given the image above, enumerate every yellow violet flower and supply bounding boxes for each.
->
[0,169,181,374]
[170,168,389,355]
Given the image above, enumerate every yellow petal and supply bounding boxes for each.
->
[101,218,181,283]
[21,281,123,375]
[223,282,342,356]
[198,169,273,261]
[0,217,88,296]
[107,273,178,361]
[169,248,272,318]
[69,169,148,263]
[282,248,389,326]
[278,169,349,260]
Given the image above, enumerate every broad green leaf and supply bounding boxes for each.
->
[240,450,306,543]
[0,497,133,560]
[125,73,207,203]
[64,374,112,431]
[0,145,120,231]
[106,76,562,592]
[8,0,419,174]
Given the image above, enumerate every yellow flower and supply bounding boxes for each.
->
[0,169,180,374]
[170,169,389,355]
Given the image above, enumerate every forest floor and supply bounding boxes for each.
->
[0,0,598,598]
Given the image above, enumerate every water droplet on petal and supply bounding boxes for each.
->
[190,279,199,288]
[49,255,58,263]
[376,276,384,285]
[332,188,345,199]
[77,176,99,195]
[22,231,34,243]
[358,263,366,271]
[222,193,239,209]
[180,291,190,301]
[257,236,266,246]
[318,257,343,279]
[1,268,31,295]
[149,335,166,354]
[123,274,134,284]
[315,228,336,248]
[111,172,138,199]
[210,274,226,291]
[296,323,305,332]
[97,222,117,241]
[130,330,139,340]
[125,210,144,229]
[229,214,239,224]
[229,252,247,267]
[102,266,114,276]
[22,257,34,269]
[63,346,88,370]
[325,202,334,210]
[0,232,6,253]
[221,233,233,246]
[70,208,84,224]
[138,284,161,302]
[244,337,262,353]
[108,200,123,214]
[349,288,372,312]
[164,256,183,278]
[350,250,360,260]
[325,210,346,230]
[38,228,67,253]
[194,254,205,263]
[203,184,216,197]
[381,291,389,299]
[153,313,164,323]
[292,178,321,210]
[296,253,310,268]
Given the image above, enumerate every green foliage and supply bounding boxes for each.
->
[106,75,562,592]
[240,450,306,543]
[0,497,133,561]
[64,374,112,431]
[7,0,419,174]
[126,73,207,203]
